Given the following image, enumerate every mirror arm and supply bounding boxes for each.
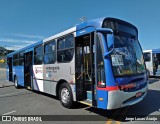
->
[96,28,113,34]
[104,48,114,57]
[96,28,114,57]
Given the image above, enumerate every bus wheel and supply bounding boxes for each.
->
[59,83,73,108]
[147,69,150,78]
[14,77,20,89]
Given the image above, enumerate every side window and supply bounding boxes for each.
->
[19,52,24,65]
[44,40,56,64]
[57,35,74,63]
[13,52,24,66]
[34,45,43,65]
[7,57,9,66]
[13,54,19,66]
[143,52,151,62]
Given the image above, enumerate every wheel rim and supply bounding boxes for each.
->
[61,88,70,104]
[15,79,17,87]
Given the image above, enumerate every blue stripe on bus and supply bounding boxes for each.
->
[76,27,95,37]
[76,18,104,31]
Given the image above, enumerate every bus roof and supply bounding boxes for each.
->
[7,40,43,57]
[143,48,160,53]
[44,17,105,42]
[7,17,135,57]
[7,17,106,57]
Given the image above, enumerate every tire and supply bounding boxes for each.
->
[147,69,150,78]
[59,83,73,108]
[14,76,20,89]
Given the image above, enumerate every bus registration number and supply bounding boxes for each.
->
[136,92,142,97]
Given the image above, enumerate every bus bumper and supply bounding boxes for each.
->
[107,83,148,109]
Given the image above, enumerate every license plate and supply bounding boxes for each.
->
[136,92,142,97]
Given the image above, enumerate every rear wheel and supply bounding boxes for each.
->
[14,76,20,89]
[59,83,73,108]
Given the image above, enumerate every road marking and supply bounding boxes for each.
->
[2,110,16,115]
[106,119,112,124]
[0,90,27,97]
[106,108,121,124]
[79,101,92,106]
[116,121,121,124]
[115,107,129,124]
[115,109,121,124]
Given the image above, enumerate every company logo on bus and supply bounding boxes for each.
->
[35,69,42,74]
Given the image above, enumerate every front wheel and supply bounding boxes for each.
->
[59,83,73,108]
[146,69,150,78]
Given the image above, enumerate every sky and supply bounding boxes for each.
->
[0,0,160,50]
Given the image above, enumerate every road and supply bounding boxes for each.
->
[0,68,160,124]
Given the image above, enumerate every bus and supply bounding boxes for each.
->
[144,49,160,76]
[6,17,148,110]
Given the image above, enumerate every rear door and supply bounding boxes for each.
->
[9,57,13,81]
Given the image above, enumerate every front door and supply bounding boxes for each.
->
[24,51,33,88]
[75,33,96,106]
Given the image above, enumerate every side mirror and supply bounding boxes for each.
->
[104,33,114,57]
[96,28,112,34]
[104,48,114,57]
[96,28,114,57]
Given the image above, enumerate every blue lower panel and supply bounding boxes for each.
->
[14,66,24,86]
[96,90,108,109]
[18,76,24,86]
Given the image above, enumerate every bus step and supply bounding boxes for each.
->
[156,70,160,75]
[87,90,96,100]
[79,99,92,106]
[27,86,31,90]
[87,91,92,100]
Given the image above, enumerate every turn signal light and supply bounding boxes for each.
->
[120,83,136,90]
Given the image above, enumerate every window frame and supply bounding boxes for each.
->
[13,53,19,66]
[143,52,151,62]
[44,40,56,64]
[57,34,74,63]
[34,44,43,65]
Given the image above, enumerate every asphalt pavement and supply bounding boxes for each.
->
[0,68,160,124]
[0,68,14,88]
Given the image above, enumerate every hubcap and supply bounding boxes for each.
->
[15,79,17,87]
[61,88,70,103]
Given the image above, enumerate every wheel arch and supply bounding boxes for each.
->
[56,79,68,98]
[14,75,17,82]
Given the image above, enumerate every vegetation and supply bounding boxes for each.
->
[0,46,14,67]
[0,46,14,55]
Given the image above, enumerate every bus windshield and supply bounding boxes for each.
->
[110,35,146,77]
